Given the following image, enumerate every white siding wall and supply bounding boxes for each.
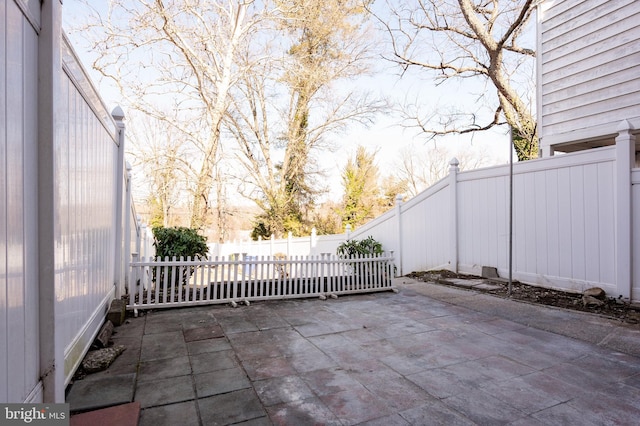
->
[1,0,41,403]
[539,0,640,148]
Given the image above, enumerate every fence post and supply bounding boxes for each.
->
[270,234,275,257]
[141,223,148,258]
[311,227,317,254]
[395,194,403,276]
[615,120,635,300]
[38,0,65,402]
[131,253,139,298]
[287,231,292,257]
[449,158,459,273]
[345,224,352,240]
[136,216,142,258]
[123,162,132,296]
[112,106,126,301]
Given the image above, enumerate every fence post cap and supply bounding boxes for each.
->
[111,105,125,121]
[617,119,635,133]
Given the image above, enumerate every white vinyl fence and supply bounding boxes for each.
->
[1,0,40,404]
[1,1,147,403]
[632,168,640,300]
[211,134,638,303]
[346,130,639,302]
[128,253,395,312]
[209,229,347,258]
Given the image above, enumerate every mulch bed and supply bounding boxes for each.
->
[406,270,640,325]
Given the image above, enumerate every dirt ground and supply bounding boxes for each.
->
[406,270,640,325]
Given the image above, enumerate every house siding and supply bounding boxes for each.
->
[538,0,640,149]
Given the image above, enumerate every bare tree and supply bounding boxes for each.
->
[372,0,538,160]
[127,112,192,228]
[226,0,386,238]
[76,0,268,228]
[395,142,496,197]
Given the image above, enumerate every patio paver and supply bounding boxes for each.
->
[67,278,640,425]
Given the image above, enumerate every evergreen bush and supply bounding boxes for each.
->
[152,227,208,287]
[152,226,208,260]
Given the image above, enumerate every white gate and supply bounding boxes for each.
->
[128,253,396,311]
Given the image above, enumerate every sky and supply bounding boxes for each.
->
[61,1,514,205]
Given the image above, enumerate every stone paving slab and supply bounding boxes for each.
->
[67,373,136,412]
[66,277,640,425]
[472,283,503,290]
[137,356,191,382]
[138,401,199,426]
[135,375,195,408]
[183,324,224,342]
[194,366,251,398]
[441,278,487,288]
[140,330,188,361]
[197,388,266,424]
[70,401,140,426]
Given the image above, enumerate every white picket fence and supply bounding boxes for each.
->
[128,253,395,312]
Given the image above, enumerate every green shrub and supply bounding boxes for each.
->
[337,236,390,285]
[152,227,208,287]
[336,236,383,258]
[152,226,208,260]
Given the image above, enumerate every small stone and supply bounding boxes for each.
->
[82,345,126,373]
[582,295,605,307]
[583,287,606,299]
[93,320,114,349]
[107,299,126,326]
[625,313,640,324]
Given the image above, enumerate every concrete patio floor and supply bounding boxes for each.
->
[67,278,640,425]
